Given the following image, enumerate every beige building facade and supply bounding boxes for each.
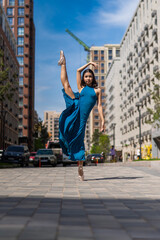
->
[88,45,120,148]
[44,111,61,142]
[112,0,160,160]
[105,58,122,151]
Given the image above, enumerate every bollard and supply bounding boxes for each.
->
[95,157,98,166]
[77,161,79,166]
[39,158,41,167]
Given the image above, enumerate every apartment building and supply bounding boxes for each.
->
[118,0,160,160]
[89,45,120,142]
[44,111,61,142]
[1,0,35,150]
[105,58,122,151]
[0,4,19,148]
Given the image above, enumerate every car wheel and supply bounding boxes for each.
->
[63,163,67,167]
[52,162,57,167]
[20,162,24,167]
[33,164,38,167]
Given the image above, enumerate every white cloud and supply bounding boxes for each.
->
[97,0,140,27]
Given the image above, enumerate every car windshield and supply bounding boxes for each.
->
[30,152,36,156]
[37,150,53,155]
[6,146,24,152]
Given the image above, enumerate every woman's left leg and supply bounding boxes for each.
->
[78,161,84,181]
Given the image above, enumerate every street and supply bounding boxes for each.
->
[0,164,160,240]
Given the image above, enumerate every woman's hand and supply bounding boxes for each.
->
[90,62,98,69]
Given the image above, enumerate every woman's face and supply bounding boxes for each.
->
[83,72,93,86]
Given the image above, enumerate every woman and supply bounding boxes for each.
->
[58,50,105,181]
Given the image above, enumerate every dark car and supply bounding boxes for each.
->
[4,145,30,167]
[86,153,104,164]
[34,149,57,167]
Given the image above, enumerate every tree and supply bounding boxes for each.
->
[34,118,49,151]
[0,50,18,102]
[147,72,160,127]
[90,129,110,158]
[0,49,18,150]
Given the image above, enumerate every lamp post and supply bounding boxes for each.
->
[112,123,116,147]
[136,102,142,159]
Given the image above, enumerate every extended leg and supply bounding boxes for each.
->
[59,51,75,99]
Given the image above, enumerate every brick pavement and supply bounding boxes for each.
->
[0,164,160,240]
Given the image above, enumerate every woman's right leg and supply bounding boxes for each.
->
[78,161,84,181]
[59,51,75,99]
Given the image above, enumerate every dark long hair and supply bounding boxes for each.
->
[81,69,98,88]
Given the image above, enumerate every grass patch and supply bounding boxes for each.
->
[134,159,160,162]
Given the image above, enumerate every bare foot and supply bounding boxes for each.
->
[58,50,66,65]
[78,165,84,181]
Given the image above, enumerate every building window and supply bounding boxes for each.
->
[101,50,104,55]
[18,0,24,6]
[108,62,111,68]
[17,37,24,45]
[94,69,98,73]
[17,27,24,35]
[102,89,105,93]
[101,69,104,73]
[9,0,15,6]
[18,17,24,25]
[94,50,98,54]
[17,56,24,65]
[95,116,99,119]
[0,0,3,6]
[94,56,98,61]
[95,122,99,126]
[101,63,104,67]
[101,82,104,87]
[95,76,98,80]
[101,56,104,60]
[19,87,23,95]
[101,76,104,80]
[19,66,24,75]
[18,8,24,16]
[116,49,120,57]
[19,77,23,85]
[94,108,98,113]
[7,8,13,16]
[108,55,112,60]
[17,46,24,55]
[108,49,112,55]
[19,97,23,107]
[7,17,13,25]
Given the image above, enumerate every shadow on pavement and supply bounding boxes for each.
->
[85,176,143,181]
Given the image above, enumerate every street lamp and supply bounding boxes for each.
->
[111,123,116,147]
[136,102,142,159]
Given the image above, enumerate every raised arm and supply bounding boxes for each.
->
[77,62,97,91]
[97,88,105,132]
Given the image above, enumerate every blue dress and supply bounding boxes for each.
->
[59,86,97,161]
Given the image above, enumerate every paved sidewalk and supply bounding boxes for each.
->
[0,165,160,240]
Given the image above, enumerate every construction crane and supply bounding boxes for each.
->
[65,28,90,62]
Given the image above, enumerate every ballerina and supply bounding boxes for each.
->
[58,50,105,181]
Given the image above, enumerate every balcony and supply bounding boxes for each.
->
[153,65,159,72]
[151,10,157,18]
[144,24,149,31]
[134,43,138,49]
[152,28,157,36]
[135,87,139,92]
[134,57,138,63]
[145,41,149,47]
[145,58,150,64]
[141,31,145,37]
[153,47,158,54]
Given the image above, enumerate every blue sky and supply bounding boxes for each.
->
[34,0,139,119]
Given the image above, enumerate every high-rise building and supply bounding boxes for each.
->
[89,44,120,142]
[1,0,35,150]
[106,0,160,160]
[44,111,61,142]
[105,58,122,151]
[0,4,19,148]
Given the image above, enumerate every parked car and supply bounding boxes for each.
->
[29,152,37,163]
[34,149,57,167]
[86,153,104,164]
[62,153,85,167]
[3,145,30,167]
[47,141,62,164]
